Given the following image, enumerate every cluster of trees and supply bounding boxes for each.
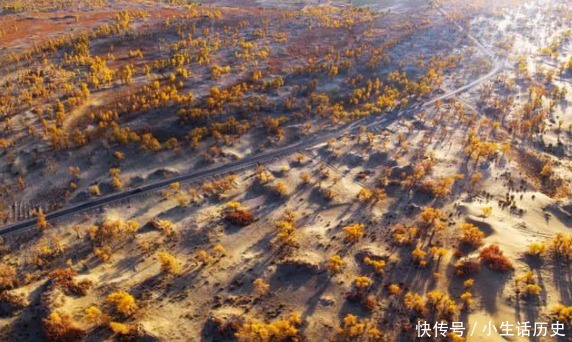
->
[148,218,176,238]
[40,266,97,340]
[514,270,542,298]
[2,0,108,13]
[3,3,539,341]
[235,312,302,341]
[82,290,139,336]
[0,0,466,197]
[363,256,386,274]
[0,264,17,293]
[420,174,464,197]
[391,224,419,246]
[525,233,572,260]
[357,187,387,204]
[86,219,140,262]
[549,304,572,324]
[336,314,382,341]
[464,134,501,166]
[403,289,460,320]
[194,245,226,266]
[420,207,446,231]
[42,311,84,341]
[0,8,158,157]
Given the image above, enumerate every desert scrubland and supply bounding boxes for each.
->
[0,0,571,341]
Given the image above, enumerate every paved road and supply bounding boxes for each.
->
[0,5,502,236]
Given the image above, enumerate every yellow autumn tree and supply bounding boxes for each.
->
[343,223,365,243]
[157,251,182,275]
[84,306,109,326]
[253,278,270,296]
[327,255,345,274]
[106,290,137,316]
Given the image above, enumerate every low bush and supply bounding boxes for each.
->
[479,245,513,272]
[225,210,255,227]
[43,311,84,341]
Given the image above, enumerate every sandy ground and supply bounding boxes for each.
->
[0,0,571,341]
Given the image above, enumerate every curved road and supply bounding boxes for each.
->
[0,5,503,236]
